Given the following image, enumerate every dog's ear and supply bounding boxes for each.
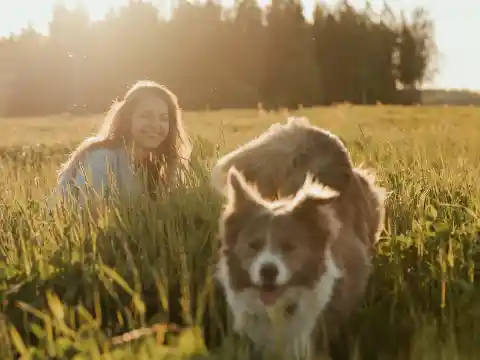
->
[226,167,261,211]
[290,183,339,220]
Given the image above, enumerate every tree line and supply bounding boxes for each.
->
[0,0,436,116]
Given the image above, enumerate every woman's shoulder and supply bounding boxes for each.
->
[81,145,123,167]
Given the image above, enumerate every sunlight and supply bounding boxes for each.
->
[60,0,150,20]
[0,0,173,36]
[1,0,479,90]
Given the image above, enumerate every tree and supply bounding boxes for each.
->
[227,0,266,107]
[0,0,438,116]
[398,8,436,89]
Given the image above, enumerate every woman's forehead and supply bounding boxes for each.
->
[134,94,169,114]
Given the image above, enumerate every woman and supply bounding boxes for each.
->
[52,80,192,209]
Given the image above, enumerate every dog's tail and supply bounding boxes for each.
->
[211,117,354,199]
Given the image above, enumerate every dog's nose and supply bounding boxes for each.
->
[259,263,279,285]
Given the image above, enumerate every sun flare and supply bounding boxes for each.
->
[59,0,145,20]
[2,0,480,90]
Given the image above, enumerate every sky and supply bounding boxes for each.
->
[0,0,478,91]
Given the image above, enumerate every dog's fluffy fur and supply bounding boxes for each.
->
[213,117,386,359]
[211,116,354,200]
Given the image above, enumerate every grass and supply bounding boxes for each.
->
[0,105,479,359]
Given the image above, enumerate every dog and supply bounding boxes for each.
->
[213,117,386,359]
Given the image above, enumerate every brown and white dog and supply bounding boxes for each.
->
[213,117,386,359]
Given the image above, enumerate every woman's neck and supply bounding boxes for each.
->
[125,143,150,163]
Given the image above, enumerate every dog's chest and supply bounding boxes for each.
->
[227,284,334,360]
[241,298,320,357]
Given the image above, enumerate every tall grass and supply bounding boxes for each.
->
[0,106,479,359]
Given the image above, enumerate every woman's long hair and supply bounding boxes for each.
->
[57,80,192,195]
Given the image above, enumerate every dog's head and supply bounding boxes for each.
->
[218,167,341,306]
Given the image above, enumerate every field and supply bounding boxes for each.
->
[0,105,479,359]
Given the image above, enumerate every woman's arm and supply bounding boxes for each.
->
[54,148,119,210]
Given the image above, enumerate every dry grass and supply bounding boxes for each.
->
[0,105,479,359]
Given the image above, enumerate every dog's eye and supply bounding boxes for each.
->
[280,242,296,253]
[248,240,263,251]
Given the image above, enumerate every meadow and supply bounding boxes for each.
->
[0,105,479,359]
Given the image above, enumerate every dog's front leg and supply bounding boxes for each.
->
[232,310,248,333]
[291,333,313,360]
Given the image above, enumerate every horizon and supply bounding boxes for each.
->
[0,0,478,92]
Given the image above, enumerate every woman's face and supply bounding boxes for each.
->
[130,94,170,149]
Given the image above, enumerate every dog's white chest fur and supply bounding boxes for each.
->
[240,291,320,359]
[217,250,342,360]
